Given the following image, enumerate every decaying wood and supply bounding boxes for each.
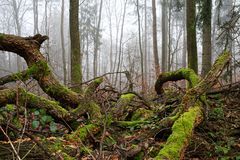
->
[0,33,232,159]
[155,51,230,159]
[0,33,81,107]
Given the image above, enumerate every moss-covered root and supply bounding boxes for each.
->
[113,93,136,119]
[84,77,103,96]
[155,68,199,95]
[155,105,203,160]
[65,124,98,143]
[71,100,102,122]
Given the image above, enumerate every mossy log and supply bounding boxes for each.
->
[0,33,81,107]
[0,88,70,123]
[0,33,104,157]
[0,33,104,118]
[0,140,47,160]
[155,51,230,159]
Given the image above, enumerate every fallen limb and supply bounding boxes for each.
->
[0,88,70,122]
[0,33,81,107]
[155,68,199,95]
[155,51,230,159]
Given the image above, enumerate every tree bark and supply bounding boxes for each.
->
[202,0,212,76]
[162,0,168,72]
[70,0,82,92]
[61,0,67,84]
[0,33,81,108]
[152,0,160,77]
[93,0,103,77]
[187,0,198,74]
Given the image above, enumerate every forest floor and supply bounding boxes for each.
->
[0,81,240,160]
[78,82,240,160]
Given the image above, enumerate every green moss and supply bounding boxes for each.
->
[134,151,144,160]
[80,146,92,154]
[120,93,135,102]
[179,68,199,88]
[66,124,97,142]
[72,101,101,120]
[19,89,69,118]
[214,51,230,67]
[131,108,154,121]
[0,33,4,42]
[93,77,103,84]
[104,136,116,146]
[28,60,51,77]
[156,105,202,159]
[116,120,150,128]
[49,138,63,151]
[84,77,103,95]
[62,153,75,160]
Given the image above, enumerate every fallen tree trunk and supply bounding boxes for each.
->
[155,51,230,159]
[0,33,81,107]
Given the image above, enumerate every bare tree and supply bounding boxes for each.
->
[115,0,128,89]
[136,0,145,91]
[93,0,103,77]
[33,0,39,34]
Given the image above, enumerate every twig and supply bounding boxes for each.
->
[0,126,22,160]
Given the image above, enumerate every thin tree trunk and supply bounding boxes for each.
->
[93,0,103,77]
[182,0,187,68]
[61,0,67,85]
[12,0,22,71]
[137,0,145,92]
[33,0,39,34]
[44,0,50,64]
[106,0,113,80]
[152,0,160,77]
[144,0,148,88]
[70,0,82,92]
[162,0,168,72]
[115,0,128,88]
[86,33,89,81]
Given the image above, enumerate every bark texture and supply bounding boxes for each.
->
[70,0,82,92]
[202,0,212,76]
[152,0,160,77]
[187,0,198,73]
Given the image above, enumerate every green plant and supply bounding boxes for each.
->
[31,109,57,133]
[209,107,224,119]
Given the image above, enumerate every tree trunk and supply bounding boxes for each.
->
[33,0,39,34]
[182,0,187,68]
[61,0,67,85]
[152,0,160,77]
[187,0,198,74]
[162,0,168,72]
[70,0,82,92]
[201,0,212,76]
[136,0,145,92]
[93,0,103,77]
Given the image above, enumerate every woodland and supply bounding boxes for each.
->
[0,0,239,160]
